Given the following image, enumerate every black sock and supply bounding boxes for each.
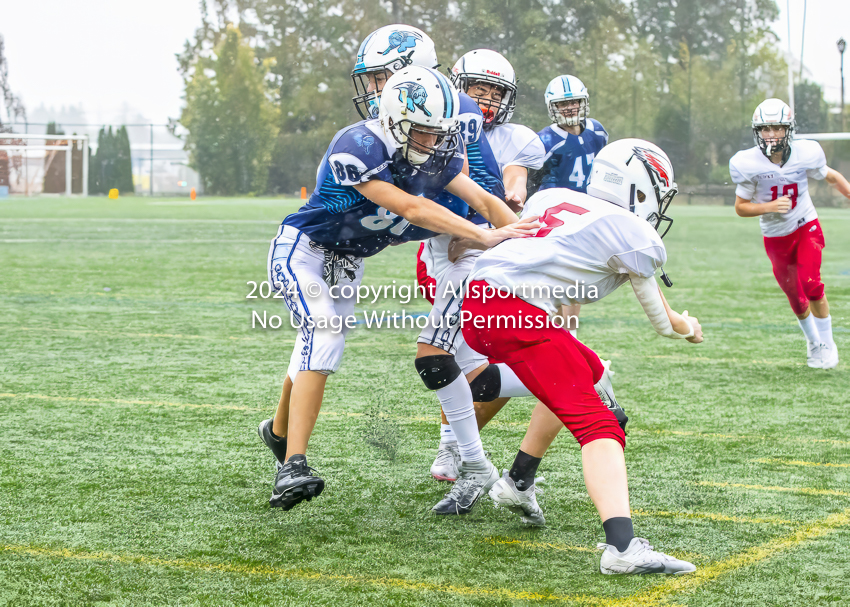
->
[508,450,542,491]
[602,517,634,552]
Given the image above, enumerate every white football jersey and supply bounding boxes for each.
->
[469,188,667,315]
[485,123,546,172]
[729,139,829,237]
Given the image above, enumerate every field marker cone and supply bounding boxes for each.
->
[190,187,196,201]
[301,187,307,199]
[108,189,119,199]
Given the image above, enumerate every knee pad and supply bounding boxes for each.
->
[415,355,462,390]
[469,364,501,402]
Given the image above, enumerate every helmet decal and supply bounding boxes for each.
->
[355,31,378,66]
[382,31,422,55]
[394,82,432,117]
[354,133,375,154]
[633,146,672,188]
[435,72,454,119]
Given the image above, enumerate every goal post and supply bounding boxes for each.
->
[0,133,90,196]
[794,132,850,141]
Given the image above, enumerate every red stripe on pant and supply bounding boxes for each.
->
[461,280,625,449]
[763,219,826,315]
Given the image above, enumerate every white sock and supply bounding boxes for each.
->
[436,374,485,463]
[440,423,456,444]
[798,315,820,345]
[813,315,835,347]
[495,363,533,398]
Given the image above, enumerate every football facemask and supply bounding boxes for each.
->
[632,152,677,238]
[450,49,517,129]
[387,120,461,174]
[551,98,588,128]
[352,59,412,120]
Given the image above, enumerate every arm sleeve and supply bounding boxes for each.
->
[729,156,755,199]
[630,275,693,339]
[805,142,829,180]
[608,246,667,279]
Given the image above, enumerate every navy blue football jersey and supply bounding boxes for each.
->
[283,120,465,257]
[537,119,608,193]
[434,92,504,226]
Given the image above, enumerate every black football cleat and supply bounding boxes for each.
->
[269,455,324,511]
[258,418,288,466]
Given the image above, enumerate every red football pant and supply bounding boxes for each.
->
[416,242,437,305]
[763,219,825,316]
[462,281,625,449]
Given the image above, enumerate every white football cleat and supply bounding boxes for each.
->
[432,459,500,515]
[806,342,825,368]
[489,471,545,526]
[820,343,839,370]
[430,441,461,482]
[598,537,696,575]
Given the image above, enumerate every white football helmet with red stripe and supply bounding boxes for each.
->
[752,98,795,159]
[587,139,678,237]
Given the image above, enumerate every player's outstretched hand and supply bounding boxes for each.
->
[481,216,540,248]
[681,311,703,343]
[769,196,791,214]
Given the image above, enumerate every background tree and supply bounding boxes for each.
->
[0,33,26,190]
[179,0,840,193]
[180,24,280,195]
[794,81,828,134]
[88,126,135,195]
[114,125,135,194]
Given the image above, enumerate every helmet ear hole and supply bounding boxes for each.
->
[636,190,646,203]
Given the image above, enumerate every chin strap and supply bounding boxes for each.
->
[660,267,673,287]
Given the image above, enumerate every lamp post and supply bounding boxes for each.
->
[839,37,846,132]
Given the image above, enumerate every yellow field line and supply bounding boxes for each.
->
[755,458,850,469]
[693,481,850,498]
[484,536,598,554]
[0,392,263,413]
[0,543,599,605]
[6,508,848,607]
[631,509,794,526]
[610,508,850,607]
[0,392,440,423]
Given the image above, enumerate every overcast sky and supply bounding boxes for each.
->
[1,0,848,126]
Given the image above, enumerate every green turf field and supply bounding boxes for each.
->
[1,197,848,606]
